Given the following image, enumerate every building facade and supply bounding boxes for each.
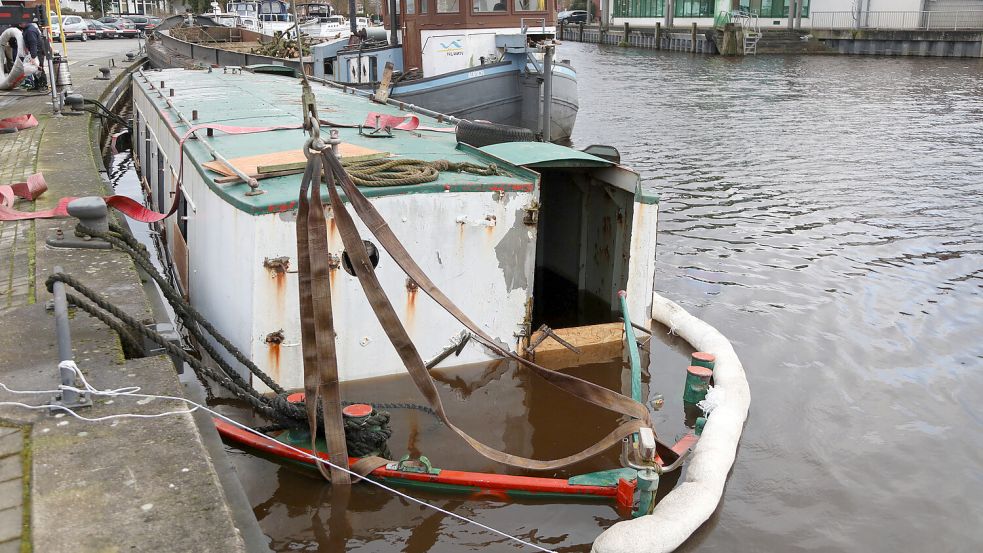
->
[609,0,983,29]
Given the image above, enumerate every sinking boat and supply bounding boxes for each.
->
[129,62,747,552]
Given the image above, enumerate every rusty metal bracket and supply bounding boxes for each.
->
[526,324,583,355]
[522,201,540,225]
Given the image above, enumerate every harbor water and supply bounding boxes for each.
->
[118,45,982,551]
[565,44,983,551]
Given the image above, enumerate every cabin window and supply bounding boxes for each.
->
[177,192,188,240]
[474,0,507,12]
[420,0,428,13]
[514,0,545,11]
[436,0,460,13]
[156,148,166,213]
[407,0,416,14]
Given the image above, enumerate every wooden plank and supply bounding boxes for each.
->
[373,61,395,104]
[525,323,625,369]
[203,143,383,178]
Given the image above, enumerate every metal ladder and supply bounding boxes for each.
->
[733,10,761,55]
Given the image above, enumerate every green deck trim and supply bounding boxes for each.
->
[479,142,614,168]
[136,70,538,216]
[635,185,660,205]
[568,467,638,488]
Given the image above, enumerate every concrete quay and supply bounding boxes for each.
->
[1,40,265,552]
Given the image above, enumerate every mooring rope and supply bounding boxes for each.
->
[342,157,501,187]
[0,362,557,553]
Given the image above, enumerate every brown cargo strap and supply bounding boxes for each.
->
[312,148,651,472]
[297,153,351,485]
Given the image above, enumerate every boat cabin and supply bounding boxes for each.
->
[227,0,293,24]
[382,0,557,77]
[130,68,653,390]
[296,2,335,21]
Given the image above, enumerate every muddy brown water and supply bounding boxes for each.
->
[111,45,983,551]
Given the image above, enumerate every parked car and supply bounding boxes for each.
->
[51,15,89,41]
[82,19,105,40]
[145,17,161,33]
[100,17,140,39]
[558,10,588,24]
[121,15,151,31]
[92,20,118,39]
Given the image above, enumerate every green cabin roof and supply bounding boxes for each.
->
[135,69,539,215]
[479,142,614,168]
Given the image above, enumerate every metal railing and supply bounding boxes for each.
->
[811,10,983,31]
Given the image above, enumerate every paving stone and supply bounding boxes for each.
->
[0,480,19,512]
[0,456,21,484]
[0,506,21,544]
[0,538,19,553]
[0,431,20,459]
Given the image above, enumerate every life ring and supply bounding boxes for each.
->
[1,27,38,91]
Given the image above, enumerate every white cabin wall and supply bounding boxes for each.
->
[250,190,538,391]
[132,81,257,387]
[627,201,658,327]
[419,27,554,77]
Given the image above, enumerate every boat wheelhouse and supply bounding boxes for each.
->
[131,67,654,390]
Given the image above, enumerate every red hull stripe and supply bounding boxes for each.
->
[214,418,618,497]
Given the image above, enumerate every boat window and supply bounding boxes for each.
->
[514,0,545,11]
[177,191,188,240]
[436,0,459,13]
[420,0,428,14]
[474,0,507,12]
[156,148,165,213]
[407,0,416,14]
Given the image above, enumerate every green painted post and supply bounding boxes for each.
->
[618,291,642,404]
[695,416,707,435]
[691,351,716,369]
[683,365,713,404]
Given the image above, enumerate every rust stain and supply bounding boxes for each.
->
[405,278,418,328]
[267,342,281,382]
[406,417,421,458]
[328,217,337,249]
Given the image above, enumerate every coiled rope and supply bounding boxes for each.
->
[341,157,501,187]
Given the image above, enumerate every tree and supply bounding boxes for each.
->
[87,0,104,17]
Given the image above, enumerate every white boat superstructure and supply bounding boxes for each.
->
[226,0,295,36]
[298,14,350,40]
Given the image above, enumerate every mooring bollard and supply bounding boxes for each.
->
[50,266,91,409]
[683,364,713,404]
[46,197,112,250]
[691,351,716,370]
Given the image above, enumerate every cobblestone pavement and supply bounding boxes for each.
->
[0,100,45,313]
[0,426,25,552]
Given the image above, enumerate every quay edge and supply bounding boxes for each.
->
[0,46,266,552]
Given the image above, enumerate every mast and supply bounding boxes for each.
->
[349,0,357,33]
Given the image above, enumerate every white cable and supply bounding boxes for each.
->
[0,361,557,553]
